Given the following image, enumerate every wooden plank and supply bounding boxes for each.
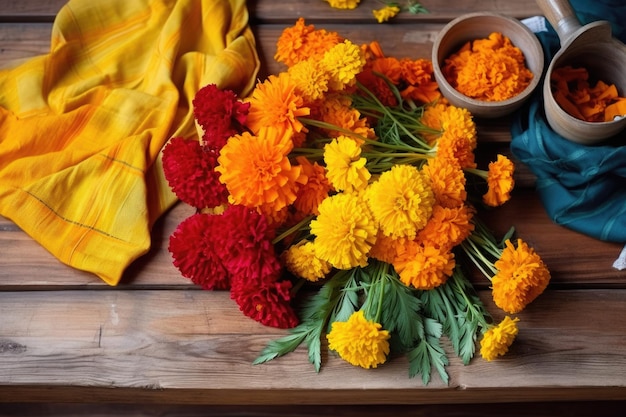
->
[0,0,543,23]
[0,288,625,404]
[2,401,626,417]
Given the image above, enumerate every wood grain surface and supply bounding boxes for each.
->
[0,0,625,414]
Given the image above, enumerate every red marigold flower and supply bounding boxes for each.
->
[193,83,250,150]
[162,137,228,209]
[168,213,230,290]
[230,279,299,328]
[214,204,282,282]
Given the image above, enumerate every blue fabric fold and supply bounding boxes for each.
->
[510,0,626,243]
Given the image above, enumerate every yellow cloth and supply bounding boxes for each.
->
[0,0,259,285]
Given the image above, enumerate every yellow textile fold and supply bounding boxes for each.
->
[0,0,260,285]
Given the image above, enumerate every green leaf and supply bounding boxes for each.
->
[253,326,310,365]
[420,268,491,365]
[406,318,449,385]
[254,269,359,372]
[407,2,429,15]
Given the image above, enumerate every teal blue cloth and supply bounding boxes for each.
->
[510,0,626,243]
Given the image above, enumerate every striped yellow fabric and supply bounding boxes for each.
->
[0,0,259,285]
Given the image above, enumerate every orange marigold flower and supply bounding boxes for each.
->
[394,241,455,290]
[245,73,310,136]
[443,32,533,102]
[216,128,306,212]
[293,156,333,216]
[357,56,403,106]
[483,154,515,207]
[314,93,375,144]
[417,204,475,251]
[421,103,477,168]
[480,316,520,361]
[369,232,409,264]
[422,156,467,209]
[492,239,551,314]
[275,18,343,67]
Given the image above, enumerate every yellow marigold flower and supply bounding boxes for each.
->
[293,156,333,216]
[480,316,520,361]
[422,156,467,209]
[314,94,375,144]
[216,128,306,212]
[323,136,371,193]
[394,241,455,290]
[282,241,332,282]
[417,204,475,251]
[327,310,390,369]
[245,72,311,136]
[483,154,515,207]
[366,164,435,239]
[492,239,551,314]
[275,18,342,67]
[372,5,401,23]
[287,59,330,103]
[310,192,378,269]
[325,0,361,10]
[320,40,366,91]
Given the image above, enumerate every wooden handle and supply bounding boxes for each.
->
[535,0,582,44]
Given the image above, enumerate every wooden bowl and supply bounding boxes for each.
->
[542,22,626,145]
[432,12,544,119]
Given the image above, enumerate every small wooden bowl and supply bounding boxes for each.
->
[542,22,626,145]
[432,12,544,119]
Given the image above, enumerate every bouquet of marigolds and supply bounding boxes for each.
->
[162,18,551,384]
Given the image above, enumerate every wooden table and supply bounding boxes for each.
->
[1,0,626,415]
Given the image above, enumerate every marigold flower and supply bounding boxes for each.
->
[293,156,333,216]
[394,241,455,290]
[162,137,228,209]
[357,56,403,106]
[325,0,361,10]
[214,204,282,283]
[282,240,332,282]
[192,83,249,150]
[417,204,475,251]
[320,40,367,91]
[327,310,390,369]
[230,279,299,329]
[287,59,330,103]
[245,73,310,136]
[480,316,520,361]
[399,58,441,104]
[421,103,477,169]
[275,18,342,67]
[168,213,229,290]
[443,32,533,102]
[216,128,306,212]
[422,156,467,209]
[483,154,515,207]
[366,164,435,239]
[372,5,401,23]
[314,94,375,143]
[369,232,409,264]
[323,136,371,193]
[310,192,378,269]
[492,239,551,314]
